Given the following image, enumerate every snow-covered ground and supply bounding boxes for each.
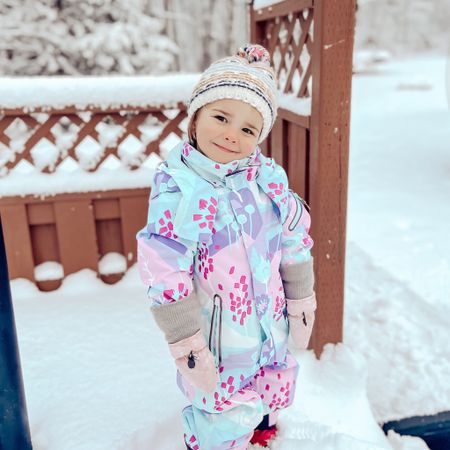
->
[8,53,450,449]
[345,54,450,424]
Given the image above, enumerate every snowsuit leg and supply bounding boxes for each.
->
[182,386,264,450]
[181,351,298,449]
[248,350,299,420]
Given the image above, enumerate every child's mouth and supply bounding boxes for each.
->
[214,143,237,153]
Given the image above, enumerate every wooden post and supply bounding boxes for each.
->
[309,0,356,353]
[249,1,267,46]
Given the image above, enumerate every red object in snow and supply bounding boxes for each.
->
[250,425,278,447]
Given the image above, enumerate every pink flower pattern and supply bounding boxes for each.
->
[268,380,292,410]
[197,243,214,280]
[267,181,288,208]
[229,273,252,326]
[213,391,233,412]
[273,284,286,322]
[220,375,236,394]
[157,209,178,239]
[192,197,218,234]
[182,142,193,157]
[303,234,313,247]
[185,433,199,450]
[182,355,299,448]
[245,166,258,181]
[162,282,189,302]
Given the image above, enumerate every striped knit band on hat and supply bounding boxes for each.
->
[187,44,278,143]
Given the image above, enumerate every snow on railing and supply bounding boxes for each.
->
[0,74,199,112]
[253,0,285,10]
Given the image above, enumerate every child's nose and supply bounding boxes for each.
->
[224,128,238,143]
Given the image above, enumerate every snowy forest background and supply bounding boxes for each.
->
[0,0,449,77]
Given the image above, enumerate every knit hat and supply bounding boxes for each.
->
[187,44,278,143]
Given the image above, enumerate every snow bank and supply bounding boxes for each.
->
[345,242,450,423]
[346,55,450,425]
[10,268,428,450]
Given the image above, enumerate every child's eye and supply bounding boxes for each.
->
[214,115,227,122]
[243,128,254,135]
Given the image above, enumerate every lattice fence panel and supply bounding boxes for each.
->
[257,7,314,98]
[0,105,187,177]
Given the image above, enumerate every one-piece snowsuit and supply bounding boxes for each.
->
[137,141,314,449]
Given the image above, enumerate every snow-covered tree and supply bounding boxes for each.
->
[149,0,248,72]
[0,0,249,76]
[0,0,178,75]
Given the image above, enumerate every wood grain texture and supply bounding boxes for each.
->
[309,0,355,353]
[0,205,35,280]
[54,200,98,275]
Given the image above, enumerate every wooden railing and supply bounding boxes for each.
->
[0,104,187,175]
[0,99,190,290]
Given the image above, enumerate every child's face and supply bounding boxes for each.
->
[193,99,263,164]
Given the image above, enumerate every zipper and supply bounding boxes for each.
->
[208,293,223,366]
[286,191,311,231]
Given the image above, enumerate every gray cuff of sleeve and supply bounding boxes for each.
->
[151,293,202,344]
[280,257,315,299]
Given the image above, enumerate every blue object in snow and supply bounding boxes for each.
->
[382,411,450,450]
[0,214,33,450]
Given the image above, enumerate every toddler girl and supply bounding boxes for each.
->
[137,44,317,450]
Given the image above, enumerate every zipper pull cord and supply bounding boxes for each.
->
[208,303,217,353]
[217,294,223,365]
[211,294,223,367]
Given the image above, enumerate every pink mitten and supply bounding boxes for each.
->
[286,293,317,349]
[168,330,219,393]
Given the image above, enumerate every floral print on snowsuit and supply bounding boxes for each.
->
[137,141,313,449]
